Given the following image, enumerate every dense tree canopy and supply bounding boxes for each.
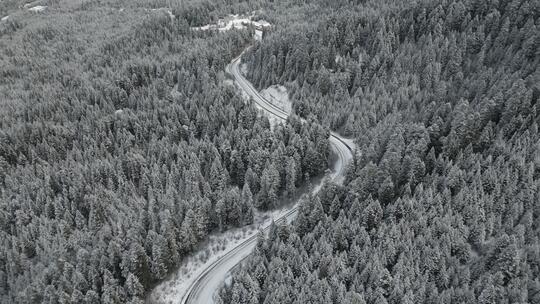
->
[220,0,540,303]
[0,0,330,303]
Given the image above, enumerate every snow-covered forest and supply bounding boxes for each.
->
[0,0,538,303]
[218,0,540,303]
[0,0,331,303]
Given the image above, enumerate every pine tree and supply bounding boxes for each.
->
[257,164,280,210]
[241,182,254,225]
[125,273,144,298]
[284,157,297,198]
[361,196,382,231]
[150,233,169,280]
[179,209,198,253]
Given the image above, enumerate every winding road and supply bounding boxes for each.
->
[180,48,354,304]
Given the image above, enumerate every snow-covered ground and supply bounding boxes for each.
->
[147,206,296,304]
[254,29,263,41]
[167,10,174,20]
[261,85,292,114]
[28,5,47,12]
[192,14,271,32]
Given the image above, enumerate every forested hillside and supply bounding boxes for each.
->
[0,0,330,303]
[219,0,540,303]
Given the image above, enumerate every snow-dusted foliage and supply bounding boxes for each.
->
[219,0,540,303]
[0,1,325,303]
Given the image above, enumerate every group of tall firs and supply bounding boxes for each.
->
[217,0,540,303]
[0,1,328,302]
[0,0,538,303]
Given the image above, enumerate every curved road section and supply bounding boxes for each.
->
[181,49,354,304]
